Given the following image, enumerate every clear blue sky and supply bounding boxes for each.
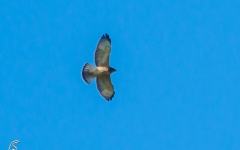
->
[1,0,240,149]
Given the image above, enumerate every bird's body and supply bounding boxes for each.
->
[82,34,116,101]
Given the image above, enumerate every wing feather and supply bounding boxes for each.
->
[96,75,115,101]
[95,34,111,67]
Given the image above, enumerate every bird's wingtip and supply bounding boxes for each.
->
[101,33,111,43]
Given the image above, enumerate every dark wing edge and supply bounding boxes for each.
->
[101,33,111,44]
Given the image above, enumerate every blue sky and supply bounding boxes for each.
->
[1,0,240,149]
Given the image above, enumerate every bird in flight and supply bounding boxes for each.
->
[82,33,116,101]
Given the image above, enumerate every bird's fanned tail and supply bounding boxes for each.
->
[82,63,96,84]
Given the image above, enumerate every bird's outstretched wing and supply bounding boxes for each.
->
[95,34,111,67]
[96,75,115,101]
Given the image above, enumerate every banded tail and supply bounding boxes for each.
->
[82,63,96,84]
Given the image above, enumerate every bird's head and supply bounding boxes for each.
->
[109,67,116,74]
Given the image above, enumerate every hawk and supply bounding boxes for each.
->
[82,33,116,101]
